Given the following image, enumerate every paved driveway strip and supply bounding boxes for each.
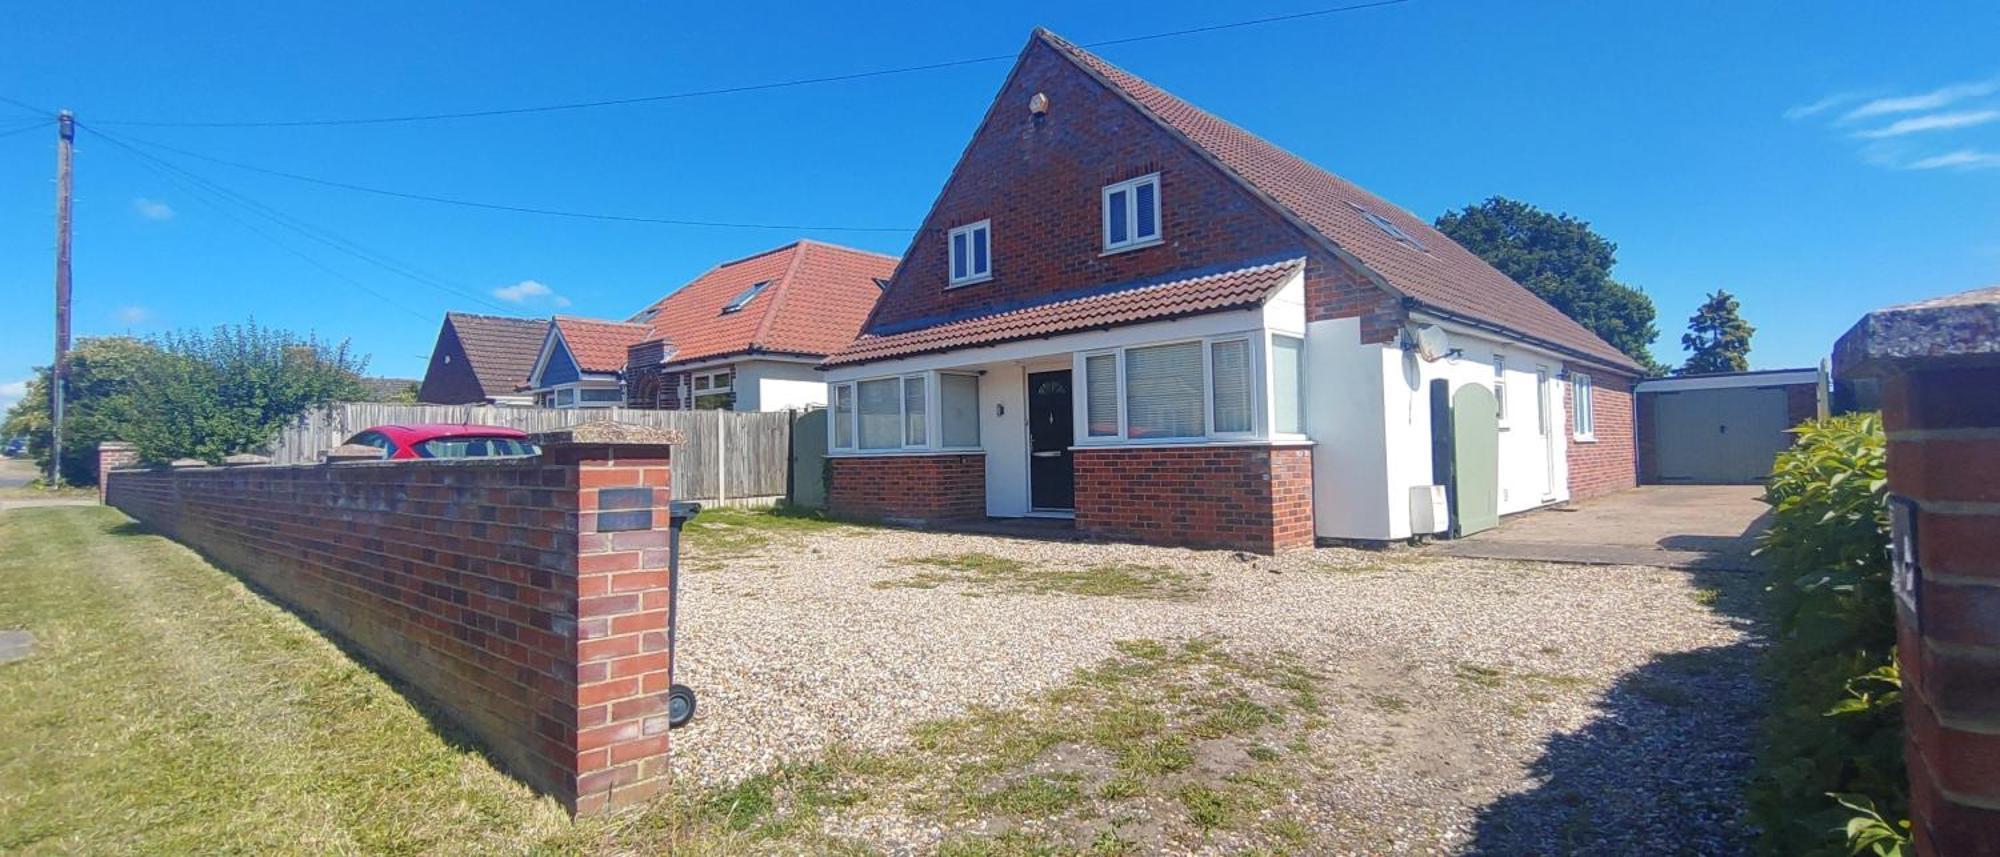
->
[1430,485,1772,571]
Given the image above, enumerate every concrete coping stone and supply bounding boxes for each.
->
[223,453,272,466]
[1834,284,2000,379]
[531,421,684,447]
[168,458,208,469]
[323,444,386,463]
[97,441,136,451]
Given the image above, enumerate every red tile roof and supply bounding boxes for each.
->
[1039,31,1642,374]
[824,259,1304,367]
[629,240,897,365]
[552,316,651,373]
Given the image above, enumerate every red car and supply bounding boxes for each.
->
[341,424,539,461]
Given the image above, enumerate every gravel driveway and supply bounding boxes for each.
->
[670,522,1767,854]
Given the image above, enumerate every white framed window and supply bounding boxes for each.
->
[1209,339,1254,435]
[1571,372,1595,440]
[692,369,732,394]
[947,220,991,286]
[1125,340,1206,440]
[1271,335,1305,435]
[940,373,981,448]
[1535,366,1551,436]
[1492,355,1509,423]
[832,384,855,449]
[903,374,927,447]
[1084,352,1120,438]
[1102,173,1161,252]
[554,388,575,407]
[857,378,903,449]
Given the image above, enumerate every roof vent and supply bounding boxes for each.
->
[1347,202,1427,252]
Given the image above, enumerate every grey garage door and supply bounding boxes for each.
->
[1652,386,1792,483]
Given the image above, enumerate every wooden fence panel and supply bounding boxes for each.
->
[263,403,791,504]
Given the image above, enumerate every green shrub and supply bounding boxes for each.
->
[1749,413,1907,856]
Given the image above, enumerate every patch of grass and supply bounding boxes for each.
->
[974,775,1086,815]
[873,553,1206,600]
[1117,735,1194,775]
[1690,586,1723,607]
[1096,774,1144,800]
[1176,783,1236,831]
[682,505,854,556]
[1190,697,1279,738]
[1453,662,1507,688]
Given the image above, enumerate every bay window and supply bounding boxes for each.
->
[857,378,903,449]
[940,373,981,448]
[1081,333,1272,442]
[1084,353,1119,437]
[1125,341,1206,439]
[1209,339,1253,434]
[832,372,968,452]
[833,384,854,449]
[903,374,927,446]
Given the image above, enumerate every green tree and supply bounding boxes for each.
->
[2,337,160,484]
[1678,289,1755,375]
[0,322,368,482]
[1435,197,1666,375]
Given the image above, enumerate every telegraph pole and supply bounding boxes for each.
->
[50,110,74,488]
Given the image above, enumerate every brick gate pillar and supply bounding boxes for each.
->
[532,422,685,815]
[1834,286,2000,856]
[95,441,139,503]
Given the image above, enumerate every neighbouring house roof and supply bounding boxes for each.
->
[444,312,548,397]
[824,258,1304,367]
[1038,30,1642,375]
[628,240,898,367]
[551,316,652,374]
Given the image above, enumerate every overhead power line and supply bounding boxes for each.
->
[0,120,51,141]
[84,0,1410,128]
[92,127,916,233]
[87,127,503,318]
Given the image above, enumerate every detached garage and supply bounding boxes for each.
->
[1636,368,1827,484]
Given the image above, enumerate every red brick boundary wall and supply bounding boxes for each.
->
[1566,374,1637,501]
[1074,444,1313,554]
[1836,287,2000,856]
[95,441,139,502]
[101,423,683,816]
[828,453,986,522]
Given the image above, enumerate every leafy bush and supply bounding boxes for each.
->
[1,322,366,481]
[1749,413,1906,856]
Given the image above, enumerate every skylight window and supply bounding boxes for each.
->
[1348,202,1426,252]
[721,280,771,314]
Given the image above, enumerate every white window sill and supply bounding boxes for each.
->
[1573,434,1597,443]
[1100,237,1163,257]
[1070,438,1315,451]
[945,273,992,290]
[828,449,988,458]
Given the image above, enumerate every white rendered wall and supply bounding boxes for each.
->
[735,360,827,412]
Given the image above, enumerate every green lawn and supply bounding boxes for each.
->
[0,506,1341,854]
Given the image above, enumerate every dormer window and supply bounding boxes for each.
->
[1102,173,1161,253]
[722,280,771,314]
[948,220,991,287]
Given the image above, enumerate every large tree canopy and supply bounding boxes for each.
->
[1435,197,1665,376]
[1678,289,1755,375]
[2,322,367,484]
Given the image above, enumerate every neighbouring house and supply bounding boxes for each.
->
[417,312,547,406]
[524,316,652,409]
[1635,367,1827,484]
[819,29,1644,553]
[624,240,897,411]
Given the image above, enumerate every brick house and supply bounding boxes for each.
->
[416,312,548,405]
[623,240,896,412]
[820,30,1642,553]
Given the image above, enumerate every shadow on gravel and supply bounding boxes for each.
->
[1468,567,1770,856]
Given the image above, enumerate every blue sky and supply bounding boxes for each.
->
[3,2,1995,411]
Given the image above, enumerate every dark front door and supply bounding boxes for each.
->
[1027,370,1075,510]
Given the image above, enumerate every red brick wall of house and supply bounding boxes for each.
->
[1566,373,1637,500]
[864,37,1400,346]
[1073,444,1313,554]
[416,318,486,405]
[103,441,680,816]
[625,362,735,411]
[1785,381,1821,426]
[828,454,986,521]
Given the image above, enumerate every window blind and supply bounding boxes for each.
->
[1125,341,1205,439]
[858,378,901,449]
[941,373,980,448]
[1086,353,1119,437]
[1210,339,1252,433]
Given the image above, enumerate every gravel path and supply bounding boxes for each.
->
[669,525,1767,854]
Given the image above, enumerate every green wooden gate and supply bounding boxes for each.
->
[1448,383,1500,537]
[788,407,829,509]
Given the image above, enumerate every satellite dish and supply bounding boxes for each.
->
[1410,324,1451,362]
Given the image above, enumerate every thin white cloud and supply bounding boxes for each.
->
[491,279,570,307]
[1854,109,2000,139]
[1784,91,1869,121]
[114,305,151,325]
[0,379,26,409]
[132,197,175,221]
[1904,149,2000,170]
[1842,77,2000,121]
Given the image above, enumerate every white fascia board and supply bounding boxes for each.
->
[823,306,1272,383]
[1636,369,1821,393]
[1405,310,1578,368]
